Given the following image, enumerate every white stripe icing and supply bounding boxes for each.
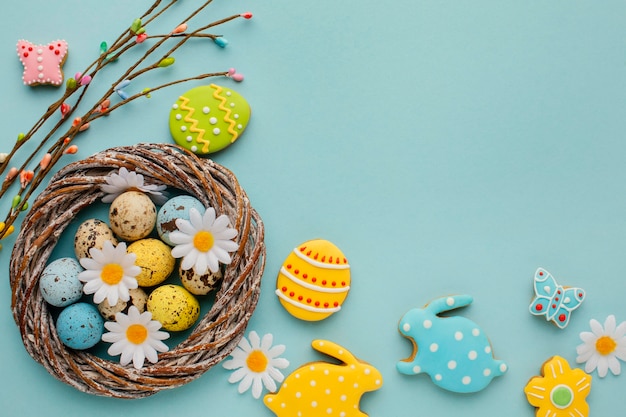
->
[293,248,350,270]
[280,267,350,294]
[275,289,342,313]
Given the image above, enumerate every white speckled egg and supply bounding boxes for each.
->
[156,195,206,246]
[127,238,175,287]
[56,302,104,350]
[179,264,223,295]
[147,284,200,331]
[74,218,118,259]
[39,257,84,307]
[109,191,156,241]
[97,287,148,321]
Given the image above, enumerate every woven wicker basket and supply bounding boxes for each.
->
[9,143,265,398]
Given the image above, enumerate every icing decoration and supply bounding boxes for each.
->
[264,339,382,417]
[169,84,251,155]
[397,294,507,393]
[275,239,351,321]
[529,268,585,329]
[576,314,626,377]
[524,356,591,417]
[17,40,68,86]
[222,331,290,399]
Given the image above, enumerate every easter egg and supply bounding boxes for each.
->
[156,195,206,246]
[74,218,118,259]
[39,257,84,307]
[169,84,251,155]
[179,264,222,296]
[109,191,156,241]
[97,287,148,321]
[56,302,104,350]
[275,239,351,321]
[127,238,175,287]
[147,284,200,331]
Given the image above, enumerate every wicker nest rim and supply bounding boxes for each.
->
[9,143,265,398]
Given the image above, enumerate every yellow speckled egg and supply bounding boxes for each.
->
[74,218,118,259]
[147,284,200,331]
[109,191,156,241]
[97,287,148,321]
[275,239,351,321]
[127,238,175,287]
[179,264,223,296]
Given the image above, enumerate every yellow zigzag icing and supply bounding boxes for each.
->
[211,84,239,144]
[179,95,211,153]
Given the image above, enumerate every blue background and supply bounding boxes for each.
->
[1,0,626,415]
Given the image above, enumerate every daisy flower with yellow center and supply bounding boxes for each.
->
[170,207,238,275]
[524,355,591,417]
[101,306,170,369]
[222,331,289,399]
[101,167,167,204]
[78,240,140,305]
[576,314,626,377]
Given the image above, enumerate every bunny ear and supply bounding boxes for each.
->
[311,340,358,365]
[426,295,473,316]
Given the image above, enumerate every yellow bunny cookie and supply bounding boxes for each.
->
[264,340,383,417]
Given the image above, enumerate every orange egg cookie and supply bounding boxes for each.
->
[275,239,350,321]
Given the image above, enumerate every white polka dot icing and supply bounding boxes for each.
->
[263,340,383,417]
[396,294,507,393]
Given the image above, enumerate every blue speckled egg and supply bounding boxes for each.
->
[56,303,104,350]
[156,195,206,246]
[39,257,84,307]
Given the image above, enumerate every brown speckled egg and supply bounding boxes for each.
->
[97,287,148,321]
[74,218,118,259]
[179,265,223,296]
[109,191,156,241]
[127,238,175,287]
[147,284,200,331]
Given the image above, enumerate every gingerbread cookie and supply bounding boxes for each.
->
[169,84,251,155]
[397,295,507,393]
[17,39,68,86]
[275,239,351,321]
[529,268,585,329]
[264,339,382,417]
[524,356,591,416]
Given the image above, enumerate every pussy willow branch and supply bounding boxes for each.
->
[0,1,248,242]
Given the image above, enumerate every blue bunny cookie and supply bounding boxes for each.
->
[397,295,507,393]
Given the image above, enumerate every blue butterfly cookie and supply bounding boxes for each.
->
[529,268,585,329]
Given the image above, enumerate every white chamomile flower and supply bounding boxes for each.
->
[222,331,289,399]
[101,167,167,204]
[576,314,626,377]
[101,306,170,369]
[78,240,140,306]
[170,207,238,275]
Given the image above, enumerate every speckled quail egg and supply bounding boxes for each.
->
[127,238,175,287]
[109,191,156,241]
[147,284,200,331]
[179,265,223,296]
[74,218,118,259]
[156,195,206,246]
[97,287,148,321]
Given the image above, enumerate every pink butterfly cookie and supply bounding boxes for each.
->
[17,40,68,86]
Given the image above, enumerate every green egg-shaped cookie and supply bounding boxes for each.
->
[169,84,251,155]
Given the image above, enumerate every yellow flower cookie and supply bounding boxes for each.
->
[524,355,592,417]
